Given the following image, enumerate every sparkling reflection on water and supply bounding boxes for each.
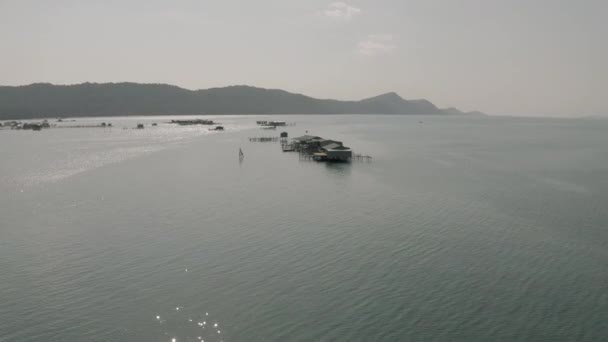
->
[154,306,224,342]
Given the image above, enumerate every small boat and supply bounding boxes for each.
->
[209,126,224,131]
[239,148,244,160]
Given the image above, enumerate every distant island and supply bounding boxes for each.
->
[0,83,485,119]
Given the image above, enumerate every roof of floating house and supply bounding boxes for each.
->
[309,138,326,144]
[320,140,343,147]
[326,145,351,151]
[321,143,341,150]
[293,136,350,152]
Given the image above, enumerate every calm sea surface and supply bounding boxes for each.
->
[1,115,607,341]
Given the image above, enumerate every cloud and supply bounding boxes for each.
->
[357,34,396,56]
[324,2,362,20]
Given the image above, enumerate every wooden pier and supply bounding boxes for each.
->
[352,153,373,162]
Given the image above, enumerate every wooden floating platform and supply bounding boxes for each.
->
[249,136,280,142]
[256,120,294,127]
[169,119,215,125]
[282,144,295,152]
[298,152,372,162]
[352,153,373,162]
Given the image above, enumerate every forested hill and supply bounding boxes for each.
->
[0,83,484,119]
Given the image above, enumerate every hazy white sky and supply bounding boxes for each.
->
[0,0,606,116]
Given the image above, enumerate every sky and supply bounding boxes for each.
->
[0,0,606,116]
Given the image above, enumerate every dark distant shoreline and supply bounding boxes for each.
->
[0,82,485,120]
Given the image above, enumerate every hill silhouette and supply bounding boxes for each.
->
[0,83,484,119]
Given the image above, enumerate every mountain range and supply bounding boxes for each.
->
[0,83,485,119]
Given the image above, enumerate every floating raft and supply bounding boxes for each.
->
[249,136,279,142]
[169,119,215,125]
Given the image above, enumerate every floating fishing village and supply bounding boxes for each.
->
[249,132,371,162]
[1,117,371,163]
[250,123,371,162]
[0,118,223,131]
